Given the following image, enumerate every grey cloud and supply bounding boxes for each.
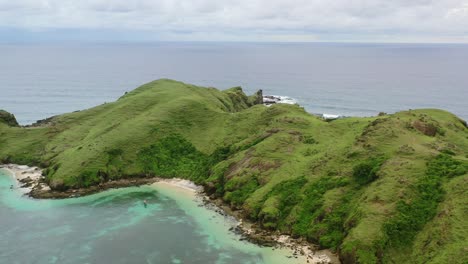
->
[0,0,467,42]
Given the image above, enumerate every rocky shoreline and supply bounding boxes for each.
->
[202,196,338,264]
[263,95,297,106]
[1,164,338,263]
[0,164,160,199]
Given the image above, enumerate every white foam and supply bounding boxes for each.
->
[263,95,297,105]
[275,96,296,105]
[322,113,341,119]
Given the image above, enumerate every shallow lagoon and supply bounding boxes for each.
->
[0,169,307,264]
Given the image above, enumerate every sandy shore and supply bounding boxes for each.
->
[154,178,203,192]
[0,164,48,194]
[152,178,336,264]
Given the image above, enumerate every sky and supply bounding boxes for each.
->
[0,0,468,43]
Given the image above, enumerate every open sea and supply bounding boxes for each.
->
[0,42,466,124]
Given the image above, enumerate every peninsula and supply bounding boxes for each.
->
[1,79,467,263]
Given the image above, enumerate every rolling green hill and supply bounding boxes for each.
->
[1,79,467,263]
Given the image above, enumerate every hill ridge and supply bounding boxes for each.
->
[0,80,466,264]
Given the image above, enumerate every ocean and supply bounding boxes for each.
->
[0,42,466,124]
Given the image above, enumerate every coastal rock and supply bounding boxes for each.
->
[250,89,263,105]
[30,177,160,199]
[49,179,68,191]
[26,115,59,127]
[223,86,253,111]
[21,181,34,188]
[18,176,36,188]
[203,182,217,195]
[19,176,33,184]
[263,95,279,105]
[262,95,296,105]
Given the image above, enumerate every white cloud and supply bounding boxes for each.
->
[0,0,467,42]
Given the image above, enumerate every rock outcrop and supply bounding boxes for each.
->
[249,89,263,105]
[0,110,19,127]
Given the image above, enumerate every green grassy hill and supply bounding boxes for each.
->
[1,79,467,263]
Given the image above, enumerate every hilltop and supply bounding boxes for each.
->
[0,79,467,264]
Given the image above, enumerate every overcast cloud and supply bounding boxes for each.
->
[0,0,467,42]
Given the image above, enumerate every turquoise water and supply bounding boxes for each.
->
[0,170,305,264]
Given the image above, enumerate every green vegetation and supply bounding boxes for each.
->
[0,110,19,127]
[352,158,385,185]
[383,154,463,246]
[291,177,349,244]
[380,154,467,263]
[1,79,467,263]
[224,174,260,207]
[137,134,209,181]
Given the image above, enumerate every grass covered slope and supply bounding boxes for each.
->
[1,79,467,263]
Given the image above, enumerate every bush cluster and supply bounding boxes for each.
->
[352,158,385,185]
[137,134,210,181]
[291,177,348,248]
[383,154,466,247]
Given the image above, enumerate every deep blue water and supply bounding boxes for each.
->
[0,42,466,124]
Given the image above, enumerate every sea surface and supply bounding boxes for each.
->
[0,169,309,264]
[0,42,466,124]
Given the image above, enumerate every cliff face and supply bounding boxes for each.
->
[0,79,467,264]
[0,110,19,127]
[222,86,263,111]
[249,89,263,105]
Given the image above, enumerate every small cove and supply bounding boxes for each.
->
[0,169,311,264]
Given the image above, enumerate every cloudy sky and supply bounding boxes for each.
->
[1,0,468,43]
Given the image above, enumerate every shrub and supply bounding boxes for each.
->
[302,135,317,144]
[269,176,307,217]
[106,148,124,177]
[224,175,259,207]
[426,153,466,178]
[352,158,384,185]
[291,177,348,241]
[319,230,344,249]
[137,134,209,181]
[440,149,455,156]
[382,154,466,248]
[77,170,100,188]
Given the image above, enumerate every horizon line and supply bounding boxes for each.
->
[2,40,468,45]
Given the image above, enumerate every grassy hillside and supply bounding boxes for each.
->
[1,79,467,263]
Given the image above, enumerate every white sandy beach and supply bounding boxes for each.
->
[151,178,334,264]
[0,164,48,194]
[153,178,203,192]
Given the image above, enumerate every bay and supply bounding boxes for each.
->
[0,169,311,264]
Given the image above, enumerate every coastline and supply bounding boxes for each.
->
[0,164,160,199]
[0,164,338,263]
[208,197,338,264]
[210,197,339,264]
[153,178,338,264]
[0,164,47,194]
